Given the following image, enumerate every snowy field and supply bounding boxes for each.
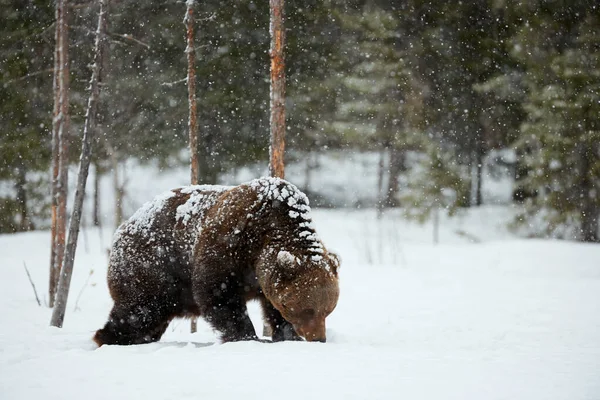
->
[1,206,600,400]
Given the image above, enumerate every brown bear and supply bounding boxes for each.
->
[93,177,340,346]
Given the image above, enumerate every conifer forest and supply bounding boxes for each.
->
[2,0,599,241]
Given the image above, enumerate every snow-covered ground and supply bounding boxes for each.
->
[1,206,599,400]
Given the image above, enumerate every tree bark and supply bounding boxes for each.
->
[385,146,404,208]
[198,128,218,183]
[376,147,385,217]
[579,142,599,242]
[111,153,124,230]
[269,0,286,179]
[474,146,484,207]
[50,0,108,328]
[49,0,70,308]
[185,0,200,334]
[15,163,32,232]
[185,0,199,186]
[93,161,101,227]
[263,0,286,338]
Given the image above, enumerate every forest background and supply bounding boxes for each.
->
[1,0,599,242]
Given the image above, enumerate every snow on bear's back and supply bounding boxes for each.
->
[246,177,325,260]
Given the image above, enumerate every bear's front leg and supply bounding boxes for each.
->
[259,297,302,342]
[194,271,258,342]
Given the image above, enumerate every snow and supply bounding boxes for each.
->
[119,190,176,237]
[277,250,300,266]
[247,177,325,259]
[175,184,231,226]
[2,206,599,400]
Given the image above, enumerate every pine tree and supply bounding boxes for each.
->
[329,3,423,208]
[514,12,600,241]
[401,140,469,228]
[0,0,53,232]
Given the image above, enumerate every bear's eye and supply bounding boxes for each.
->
[301,309,315,319]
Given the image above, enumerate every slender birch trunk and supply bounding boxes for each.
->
[50,0,109,328]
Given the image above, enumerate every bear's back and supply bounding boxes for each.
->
[110,185,232,270]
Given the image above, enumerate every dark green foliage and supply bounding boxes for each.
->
[509,9,600,241]
[401,142,469,224]
[1,0,598,241]
[0,0,54,232]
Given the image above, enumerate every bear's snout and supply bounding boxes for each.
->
[294,318,327,343]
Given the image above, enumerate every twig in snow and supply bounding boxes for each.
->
[455,229,482,243]
[23,262,41,307]
[73,269,94,312]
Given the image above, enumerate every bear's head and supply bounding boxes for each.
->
[259,249,340,342]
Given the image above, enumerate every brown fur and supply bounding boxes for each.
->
[94,178,339,346]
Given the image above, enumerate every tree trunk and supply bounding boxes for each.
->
[185,0,199,186]
[376,147,385,217]
[111,154,124,230]
[581,202,599,243]
[579,143,599,242]
[304,151,316,191]
[49,0,70,308]
[15,163,32,232]
[198,128,218,183]
[185,0,200,334]
[50,0,108,328]
[263,0,286,338]
[474,146,484,207]
[93,161,101,227]
[385,146,404,208]
[269,0,286,179]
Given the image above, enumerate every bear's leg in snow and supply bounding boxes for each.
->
[93,301,173,346]
[194,275,257,342]
[259,297,301,342]
[203,297,257,342]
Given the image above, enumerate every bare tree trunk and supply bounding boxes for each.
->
[474,146,484,207]
[185,0,199,186]
[579,142,599,242]
[385,146,403,208]
[269,0,286,179]
[376,147,385,217]
[15,162,32,231]
[110,153,124,230]
[304,151,316,191]
[93,161,101,227]
[263,0,286,338]
[185,0,200,334]
[198,129,218,183]
[433,206,439,245]
[49,0,70,308]
[50,0,108,328]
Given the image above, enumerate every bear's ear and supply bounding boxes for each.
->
[328,251,341,275]
[277,250,300,270]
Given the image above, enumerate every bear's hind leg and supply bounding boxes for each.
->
[93,301,173,346]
